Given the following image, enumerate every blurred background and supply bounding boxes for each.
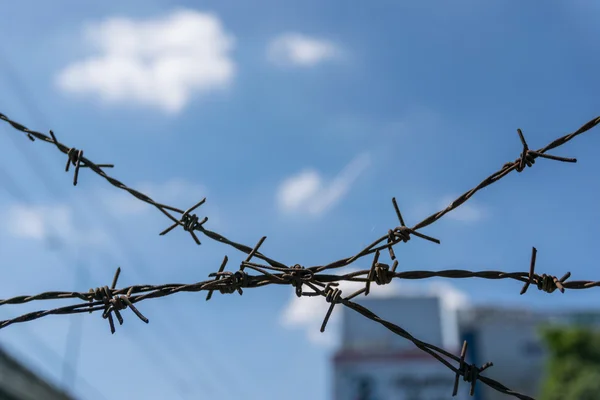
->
[0,1,599,399]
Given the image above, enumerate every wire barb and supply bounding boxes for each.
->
[452,340,493,396]
[365,250,398,296]
[88,267,148,334]
[320,284,343,332]
[159,198,207,244]
[284,264,313,297]
[48,130,114,186]
[392,197,440,244]
[213,270,250,296]
[206,256,229,301]
[506,128,577,173]
[240,236,267,272]
[519,247,571,295]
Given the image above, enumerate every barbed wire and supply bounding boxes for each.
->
[1,111,599,399]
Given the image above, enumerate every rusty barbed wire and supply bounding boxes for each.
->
[5,246,600,313]
[1,111,599,399]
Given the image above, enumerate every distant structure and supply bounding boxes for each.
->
[0,345,75,400]
[331,294,600,400]
[459,306,600,400]
[332,295,468,400]
[458,306,548,400]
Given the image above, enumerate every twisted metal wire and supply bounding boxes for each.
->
[1,111,599,399]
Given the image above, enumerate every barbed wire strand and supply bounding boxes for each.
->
[1,112,599,399]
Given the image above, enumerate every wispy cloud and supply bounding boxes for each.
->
[55,9,235,114]
[4,203,108,248]
[267,33,341,67]
[276,153,371,216]
[280,268,470,347]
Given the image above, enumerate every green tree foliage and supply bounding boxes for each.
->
[539,325,600,400]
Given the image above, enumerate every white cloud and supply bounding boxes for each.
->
[437,195,487,223]
[267,33,340,67]
[56,9,235,113]
[280,268,470,347]
[276,153,371,216]
[5,204,108,247]
[276,170,321,212]
[101,178,207,216]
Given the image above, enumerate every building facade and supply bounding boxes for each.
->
[332,295,600,400]
[332,295,468,400]
[0,346,74,400]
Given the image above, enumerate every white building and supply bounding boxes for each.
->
[332,295,600,400]
[332,295,468,400]
[457,307,548,400]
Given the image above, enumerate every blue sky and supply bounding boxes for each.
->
[0,1,599,399]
